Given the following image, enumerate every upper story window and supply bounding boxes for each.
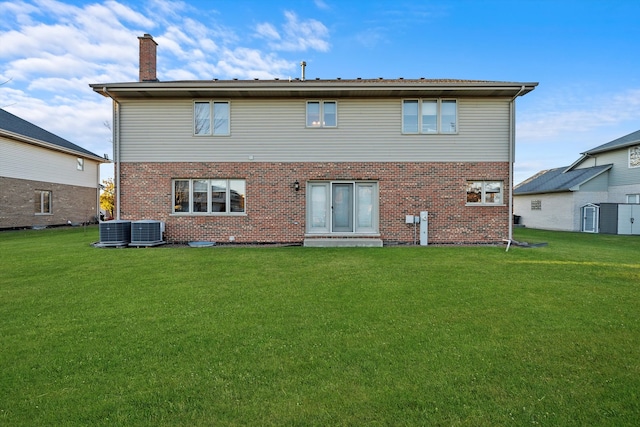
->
[173,178,245,214]
[35,190,52,214]
[194,101,230,136]
[466,181,503,205]
[306,101,337,128]
[77,158,84,171]
[402,99,457,134]
[629,146,640,168]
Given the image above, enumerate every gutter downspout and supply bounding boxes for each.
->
[508,86,526,243]
[102,87,121,220]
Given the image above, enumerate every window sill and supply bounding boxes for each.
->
[305,232,380,237]
[171,212,247,216]
[465,203,506,207]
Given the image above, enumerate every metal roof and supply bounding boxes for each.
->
[582,129,640,155]
[90,78,538,100]
[0,108,107,161]
[514,164,612,195]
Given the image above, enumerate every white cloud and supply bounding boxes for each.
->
[256,11,330,52]
[518,88,640,142]
[215,47,295,79]
[255,22,280,41]
[314,0,330,10]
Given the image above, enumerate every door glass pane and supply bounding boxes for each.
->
[211,179,227,212]
[310,184,328,231]
[583,206,596,232]
[356,184,374,231]
[174,180,190,212]
[323,101,337,127]
[421,100,438,133]
[194,102,211,135]
[229,179,246,212]
[441,100,457,133]
[402,100,419,133]
[193,180,208,212]
[332,184,353,232]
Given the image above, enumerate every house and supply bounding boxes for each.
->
[0,108,108,229]
[514,130,640,233]
[90,34,537,246]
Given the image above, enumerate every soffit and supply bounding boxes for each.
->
[91,79,538,100]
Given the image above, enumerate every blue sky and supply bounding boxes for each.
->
[1,0,639,184]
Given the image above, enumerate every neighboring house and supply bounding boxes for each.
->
[514,130,640,233]
[90,34,537,246]
[0,109,108,229]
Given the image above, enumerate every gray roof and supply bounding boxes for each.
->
[583,129,640,154]
[514,164,612,195]
[91,78,537,100]
[0,108,105,160]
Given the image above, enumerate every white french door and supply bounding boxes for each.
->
[307,181,378,234]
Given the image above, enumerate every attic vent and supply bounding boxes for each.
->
[98,220,131,246]
[130,220,165,247]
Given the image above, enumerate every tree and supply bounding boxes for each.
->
[100,178,115,219]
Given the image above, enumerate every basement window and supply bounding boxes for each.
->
[173,179,245,214]
[35,190,52,214]
[466,181,503,205]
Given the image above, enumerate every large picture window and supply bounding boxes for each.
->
[466,181,503,205]
[307,181,378,234]
[306,101,337,128]
[173,179,245,214]
[402,99,457,134]
[35,190,52,214]
[194,101,230,135]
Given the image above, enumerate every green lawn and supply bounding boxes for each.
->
[1,227,639,426]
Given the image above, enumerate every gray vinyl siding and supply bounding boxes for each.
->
[0,137,99,188]
[118,98,511,163]
[576,148,640,186]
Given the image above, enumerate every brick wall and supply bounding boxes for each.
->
[119,161,510,244]
[0,176,99,229]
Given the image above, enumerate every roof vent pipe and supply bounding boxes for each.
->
[300,61,306,81]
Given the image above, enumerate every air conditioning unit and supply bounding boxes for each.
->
[130,220,165,247]
[98,220,131,246]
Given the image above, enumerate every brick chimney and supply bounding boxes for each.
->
[138,34,158,82]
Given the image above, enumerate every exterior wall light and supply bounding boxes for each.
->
[294,180,300,191]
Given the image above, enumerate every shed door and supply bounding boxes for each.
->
[582,205,598,233]
[618,205,640,235]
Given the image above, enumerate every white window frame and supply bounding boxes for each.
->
[466,181,504,205]
[193,101,230,136]
[172,178,246,215]
[626,194,640,204]
[306,181,379,235]
[402,99,458,134]
[35,190,52,215]
[306,100,337,128]
[629,146,640,168]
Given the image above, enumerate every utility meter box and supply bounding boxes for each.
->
[420,211,428,245]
